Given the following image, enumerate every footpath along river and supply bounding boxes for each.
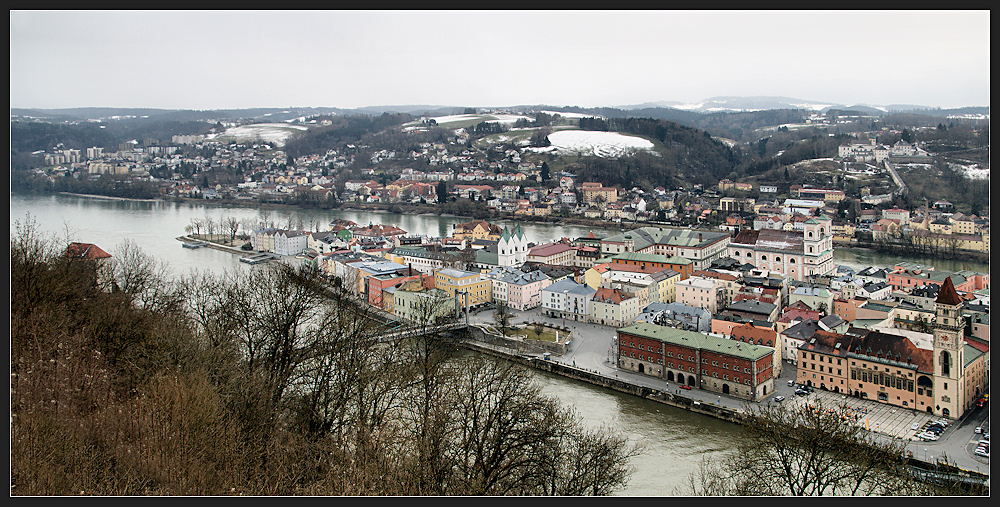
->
[10,193,989,495]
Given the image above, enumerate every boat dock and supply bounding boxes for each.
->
[182,240,209,249]
[240,252,277,264]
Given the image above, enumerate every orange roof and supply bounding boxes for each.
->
[64,242,111,260]
[730,322,777,343]
[593,287,630,304]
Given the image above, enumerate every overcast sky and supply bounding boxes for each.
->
[10,10,991,111]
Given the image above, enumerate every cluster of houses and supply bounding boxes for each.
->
[246,217,988,415]
[33,121,988,264]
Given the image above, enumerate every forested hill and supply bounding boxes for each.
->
[572,116,741,189]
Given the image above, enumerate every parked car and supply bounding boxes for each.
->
[974,443,989,458]
[795,389,809,396]
[773,396,785,403]
[679,385,691,390]
[918,432,940,441]
[910,422,921,431]
[788,380,795,386]
[926,426,944,435]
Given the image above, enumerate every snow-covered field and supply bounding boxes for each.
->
[419,113,533,126]
[539,110,601,119]
[524,129,655,158]
[955,163,990,180]
[205,123,309,146]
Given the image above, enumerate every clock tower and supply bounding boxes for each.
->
[931,277,964,418]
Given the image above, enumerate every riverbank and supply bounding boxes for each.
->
[461,332,744,423]
[458,330,988,484]
[43,192,992,269]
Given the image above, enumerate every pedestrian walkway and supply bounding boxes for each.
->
[787,388,940,440]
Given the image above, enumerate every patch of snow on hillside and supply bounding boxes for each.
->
[426,113,531,125]
[206,123,308,147]
[790,103,835,111]
[540,110,601,119]
[957,163,990,180]
[670,103,705,111]
[524,130,654,158]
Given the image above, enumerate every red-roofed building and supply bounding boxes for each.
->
[64,242,112,261]
[591,287,642,327]
[776,302,823,333]
[729,322,782,376]
[527,242,574,266]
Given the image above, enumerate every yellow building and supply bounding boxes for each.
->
[581,182,618,204]
[434,267,492,308]
[452,220,503,241]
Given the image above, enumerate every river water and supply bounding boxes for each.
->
[9,193,988,495]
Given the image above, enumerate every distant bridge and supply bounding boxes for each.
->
[376,321,470,342]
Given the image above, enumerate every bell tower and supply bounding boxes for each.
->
[931,277,964,418]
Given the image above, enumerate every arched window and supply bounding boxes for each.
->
[808,231,814,238]
[761,254,768,261]
[789,258,796,263]
[940,351,951,376]
[775,256,781,262]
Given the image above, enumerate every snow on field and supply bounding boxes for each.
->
[524,129,654,158]
[206,123,308,146]
[424,113,532,126]
[957,163,990,180]
[540,110,601,119]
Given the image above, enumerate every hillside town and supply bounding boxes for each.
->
[29,115,990,259]
[229,204,990,422]
[26,111,991,424]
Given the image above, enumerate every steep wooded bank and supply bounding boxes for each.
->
[10,218,638,496]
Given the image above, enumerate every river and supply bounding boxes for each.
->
[8,192,987,495]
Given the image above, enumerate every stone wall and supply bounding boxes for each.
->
[459,331,743,425]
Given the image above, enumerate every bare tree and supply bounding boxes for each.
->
[681,400,981,496]
[494,300,513,337]
[224,216,241,245]
[189,217,204,236]
[104,239,180,314]
[204,216,217,239]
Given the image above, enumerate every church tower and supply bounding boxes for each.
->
[497,224,527,267]
[931,277,965,418]
[802,215,834,277]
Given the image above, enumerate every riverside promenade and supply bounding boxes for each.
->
[463,307,990,480]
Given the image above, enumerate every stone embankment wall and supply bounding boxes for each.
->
[460,329,743,425]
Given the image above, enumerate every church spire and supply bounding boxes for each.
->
[936,277,962,306]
